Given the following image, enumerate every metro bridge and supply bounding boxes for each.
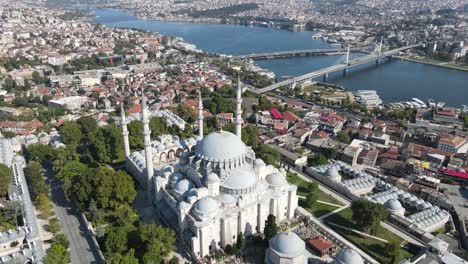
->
[232,47,364,60]
[253,43,424,94]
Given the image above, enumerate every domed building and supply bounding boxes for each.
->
[265,232,307,264]
[332,249,364,264]
[383,199,405,216]
[324,166,342,182]
[124,85,298,261]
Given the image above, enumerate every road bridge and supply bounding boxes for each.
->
[253,43,424,94]
[232,47,363,60]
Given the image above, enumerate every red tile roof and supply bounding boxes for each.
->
[282,111,300,122]
[270,108,284,119]
[308,235,333,252]
[439,168,468,180]
[128,104,142,114]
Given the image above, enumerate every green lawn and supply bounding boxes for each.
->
[299,199,340,218]
[287,172,343,206]
[324,208,414,263]
[287,172,344,218]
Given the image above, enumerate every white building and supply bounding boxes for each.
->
[265,232,307,264]
[48,96,88,110]
[124,86,298,261]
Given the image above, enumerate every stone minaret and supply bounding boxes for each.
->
[235,75,243,137]
[198,89,204,139]
[141,88,153,199]
[120,103,130,157]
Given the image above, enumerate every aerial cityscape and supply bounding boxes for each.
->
[0,0,467,263]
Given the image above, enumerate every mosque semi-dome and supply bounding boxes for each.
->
[195,131,246,162]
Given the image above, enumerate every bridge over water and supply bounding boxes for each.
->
[232,47,364,60]
[253,43,424,94]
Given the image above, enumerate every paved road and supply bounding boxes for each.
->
[45,168,103,264]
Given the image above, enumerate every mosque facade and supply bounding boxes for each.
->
[123,82,298,260]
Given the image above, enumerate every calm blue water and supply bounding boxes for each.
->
[92,7,468,106]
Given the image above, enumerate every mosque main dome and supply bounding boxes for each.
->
[195,130,247,162]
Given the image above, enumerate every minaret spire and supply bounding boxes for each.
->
[141,87,153,200]
[235,75,243,138]
[120,102,130,158]
[197,89,204,139]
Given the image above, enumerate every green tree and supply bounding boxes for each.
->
[305,182,319,208]
[2,201,22,226]
[56,160,88,200]
[323,148,337,160]
[24,161,49,200]
[149,117,167,139]
[127,120,143,149]
[105,226,128,256]
[44,243,70,264]
[143,241,163,264]
[48,218,61,234]
[309,154,329,166]
[37,193,52,219]
[77,116,98,135]
[263,214,278,241]
[54,233,70,249]
[351,199,387,232]
[139,223,176,261]
[256,145,280,166]
[96,167,136,209]
[0,164,11,197]
[32,71,43,84]
[235,232,245,253]
[110,249,139,264]
[385,240,401,264]
[26,144,55,163]
[168,256,179,264]
[334,131,351,144]
[2,131,16,138]
[61,121,82,144]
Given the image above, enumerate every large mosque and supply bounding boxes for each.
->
[122,82,298,260]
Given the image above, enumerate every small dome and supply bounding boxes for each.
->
[384,199,403,210]
[266,173,288,187]
[174,179,193,195]
[193,197,219,218]
[207,173,219,183]
[270,232,305,258]
[196,131,246,162]
[333,249,364,264]
[254,159,266,167]
[221,194,236,205]
[324,166,341,182]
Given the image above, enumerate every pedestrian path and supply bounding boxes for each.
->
[318,205,349,220]
[317,200,343,207]
[325,222,389,243]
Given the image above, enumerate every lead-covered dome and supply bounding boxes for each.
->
[193,196,219,218]
[324,166,342,182]
[333,249,364,264]
[196,131,246,162]
[266,173,288,188]
[269,232,305,258]
[384,199,403,210]
[221,167,257,195]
